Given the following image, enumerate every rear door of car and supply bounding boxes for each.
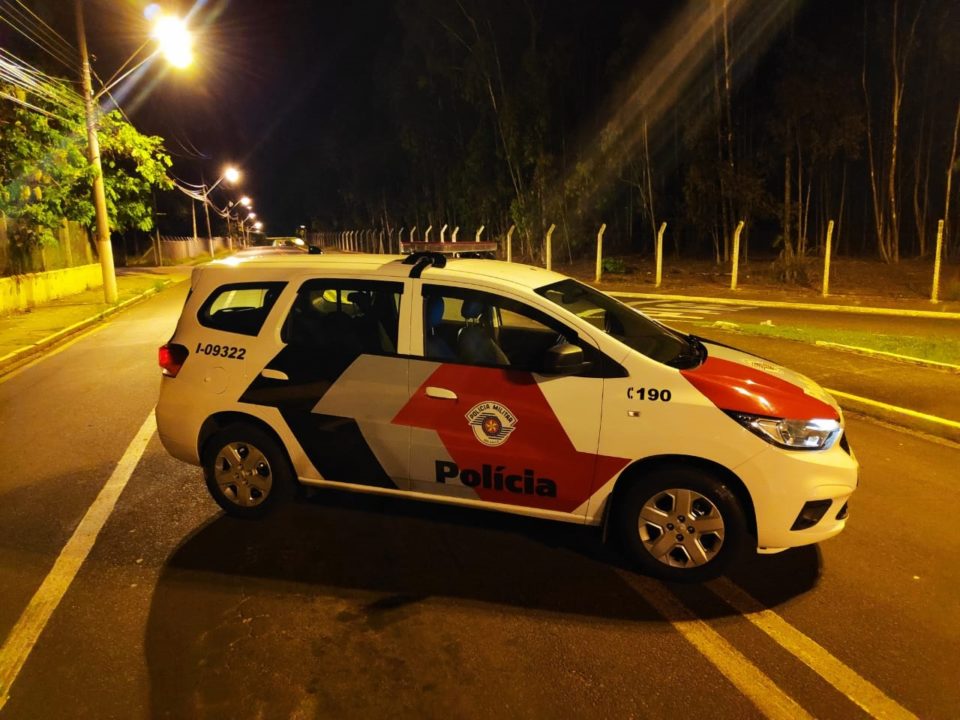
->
[238,274,413,490]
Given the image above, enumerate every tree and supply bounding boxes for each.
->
[0,80,172,254]
[0,85,92,248]
[862,0,923,263]
[98,110,173,233]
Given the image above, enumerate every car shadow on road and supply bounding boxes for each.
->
[144,488,822,717]
[150,486,821,621]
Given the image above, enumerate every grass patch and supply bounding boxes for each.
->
[718,323,960,365]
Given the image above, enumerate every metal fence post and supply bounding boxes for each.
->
[822,219,835,297]
[730,220,745,290]
[595,223,607,282]
[506,224,515,262]
[425,225,433,243]
[475,225,485,243]
[452,226,459,243]
[545,223,556,270]
[932,219,945,303]
[655,221,666,288]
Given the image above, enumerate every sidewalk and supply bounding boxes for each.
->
[0,266,191,374]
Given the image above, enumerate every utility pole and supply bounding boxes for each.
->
[76,0,118,303]
[202,180,214,258]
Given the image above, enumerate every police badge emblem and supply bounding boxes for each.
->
[465,401,518,447]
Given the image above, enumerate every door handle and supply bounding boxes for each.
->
[425,386,458,400]
[260,368,289,381]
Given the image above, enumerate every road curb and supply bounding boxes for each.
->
[0,280,173,377]
[608,290,960,320]
[814,341,960,373]
[827,388,960,444]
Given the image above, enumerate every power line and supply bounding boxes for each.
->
[11,0,77,56]
[0,3,76,71]
[0,89,71,122]
[2,0,77,64]
[0,49,83,115]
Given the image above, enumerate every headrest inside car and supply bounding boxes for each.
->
[461,299,484,319]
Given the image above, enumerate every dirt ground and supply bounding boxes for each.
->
[536,253,960,312]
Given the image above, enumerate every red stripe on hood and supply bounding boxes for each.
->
[680,356,838,420]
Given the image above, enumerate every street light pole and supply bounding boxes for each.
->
[75,0,118,303]
[202,182,214,258]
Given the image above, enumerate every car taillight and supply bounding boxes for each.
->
[159,343,189,377]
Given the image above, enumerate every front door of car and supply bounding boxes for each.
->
[393,283,622,519]
[240,277,411,491]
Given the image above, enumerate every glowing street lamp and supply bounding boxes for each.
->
[223,166,241,185]
[151,15,193,69]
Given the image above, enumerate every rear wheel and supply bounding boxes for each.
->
[615,464,746,582]
[202,424,293,518]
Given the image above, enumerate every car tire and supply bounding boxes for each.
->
[615,464,746,583]
[202,423,294,519]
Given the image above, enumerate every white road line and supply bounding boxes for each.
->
[0,411,156,711]
[706,578,918,720]
[639,311,704,319]
[619,572,813,720]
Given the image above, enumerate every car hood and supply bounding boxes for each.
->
[679,340,841,420]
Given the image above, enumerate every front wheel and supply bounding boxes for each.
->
[615,464,746,582]
[202,423,293,519]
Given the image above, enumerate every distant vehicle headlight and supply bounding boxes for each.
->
[729,413,841,451]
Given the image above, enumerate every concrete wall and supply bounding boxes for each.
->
[0,264,103,315]
[159,236,229,262]
[1,215,93,276]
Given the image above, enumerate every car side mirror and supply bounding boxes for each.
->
[543,342,589,375]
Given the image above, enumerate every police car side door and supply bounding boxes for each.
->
[239,275,412,491]
[394,282,613,520]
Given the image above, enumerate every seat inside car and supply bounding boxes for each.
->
[424,295,455,360]
[458,299,509,365]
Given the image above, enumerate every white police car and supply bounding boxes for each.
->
[157,251,858,581]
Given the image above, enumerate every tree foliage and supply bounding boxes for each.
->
[0,80,172,250]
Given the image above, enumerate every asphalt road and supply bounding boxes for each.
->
[0,284,958,719]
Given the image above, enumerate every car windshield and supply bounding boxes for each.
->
[535,279,704,368]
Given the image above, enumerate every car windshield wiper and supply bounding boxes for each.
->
[666,334,707,369]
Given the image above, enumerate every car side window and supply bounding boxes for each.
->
[283,279,402,356]
[197,282,287,337]
[421,285,576,371]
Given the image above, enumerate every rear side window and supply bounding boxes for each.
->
[282,279,402,355]
[197,282,286,336]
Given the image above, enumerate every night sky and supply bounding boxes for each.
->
[37,0,668,235]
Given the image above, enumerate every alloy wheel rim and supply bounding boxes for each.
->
[638,488,725,568]
[214,442,273,507]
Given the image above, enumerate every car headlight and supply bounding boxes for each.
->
[728,412,842,451]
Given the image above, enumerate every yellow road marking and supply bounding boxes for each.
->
[708,578,917,720]
[826,388,960,431]
[0,411,156,710]
[619,572,813,720]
